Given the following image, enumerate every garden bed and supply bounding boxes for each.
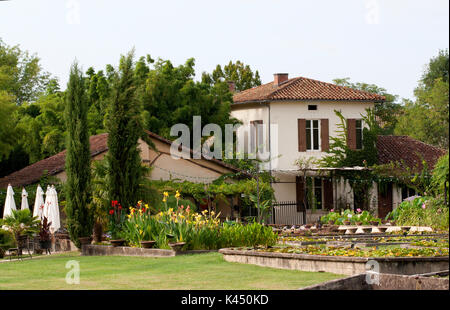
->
[218,248,449,276]
[81,244,216,257]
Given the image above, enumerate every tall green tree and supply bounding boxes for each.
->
[105,50,144,209]
[64,62,92,248]
[0,38,51,105]
[202,60,261,92]
[0,91,17,160]
[395,49,449,149]
[333,78,401,135]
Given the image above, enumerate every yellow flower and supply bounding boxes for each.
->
[163,192,169,197]
[139,229,143,235]
[145,204,149,210]
[175,190,181,199]
[162,197,167,202]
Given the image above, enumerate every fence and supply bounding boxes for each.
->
[270,201,305,226]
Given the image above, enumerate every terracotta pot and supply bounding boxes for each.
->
[110,239,125,247]
[343,220,351,225]
[140,241,156,249]
[370,221,379,226]
[328,220,334,225]
[168,242,186,252]
[355,221,363,226]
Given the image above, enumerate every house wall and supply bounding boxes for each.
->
[268,100,374,170]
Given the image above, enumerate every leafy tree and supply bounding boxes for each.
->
[333,78,401,135]
[105,50,145,210]
[0,38,51,105]
[202,60,261,92]
[0,90,17,160]
[64,62,93,248]
[395,50,449,149]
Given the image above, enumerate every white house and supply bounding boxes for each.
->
[230,73,445,224]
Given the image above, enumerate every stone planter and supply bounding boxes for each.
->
[39,240,52,249]
[370,221,379,226]
[343,221,351,225]
[168,242,186,252]
[140,241,156,249]
[110,239,126,247]
[79,236,93,247]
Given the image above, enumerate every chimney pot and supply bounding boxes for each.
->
[274,73,289,86]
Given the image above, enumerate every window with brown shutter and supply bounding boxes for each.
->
[298,119,306,152]
[320,119,329,151]
[347,119,357,150]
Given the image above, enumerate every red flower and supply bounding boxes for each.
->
[118,205,122,210]
[111,200,118,207]
[109,209,114,215]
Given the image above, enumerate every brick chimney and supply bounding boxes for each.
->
[227,81,236,93]
[273,73,289,86]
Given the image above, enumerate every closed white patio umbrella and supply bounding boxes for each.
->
[43,185,51,220]
[3,184,17,218]
[47,185,61,233]
[21,188,29,211]
[33,185,45,219]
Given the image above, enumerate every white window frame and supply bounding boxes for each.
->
[355,119,363,150]
[306,119,321,151]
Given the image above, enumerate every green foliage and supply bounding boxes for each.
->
[0,90,17,160]
[386,196,449,231]
[320,209,381,225]
[105,50,145,209]
[395,49,449,148]
[64,62,93,248]
[431,154,449,198]
[0,209,40,243]
[0,38,51,105]
[0,229,15,257]
[202,60,261,92]
[333,77,401,135]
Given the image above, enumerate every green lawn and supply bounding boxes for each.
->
[0,252,343,290]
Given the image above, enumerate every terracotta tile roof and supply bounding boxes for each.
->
[376,135,447,172]
[232,77,386,103]
[0,131,243,189]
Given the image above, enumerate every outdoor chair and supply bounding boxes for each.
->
[7,235,33,260]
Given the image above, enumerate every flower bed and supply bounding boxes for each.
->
[110,193,277,251]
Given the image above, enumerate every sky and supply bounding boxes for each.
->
[0,0,448,101]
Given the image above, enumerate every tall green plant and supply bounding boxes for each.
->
[64,62,93,248]
[105,50,145,209]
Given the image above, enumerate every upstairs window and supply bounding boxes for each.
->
[306,120,320,151]
[355,120,363,150]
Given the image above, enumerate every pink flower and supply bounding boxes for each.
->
[357,208,362,213]
[330,209,334,212]
[422,204,426,209]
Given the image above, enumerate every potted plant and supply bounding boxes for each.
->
[39,217,52,253]
[167,233,185,252]
[107,200,126,247]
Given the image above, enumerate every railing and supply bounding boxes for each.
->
[270,201,305,225]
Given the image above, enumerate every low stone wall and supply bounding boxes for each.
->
[301,272,449,290]
[81,244,217,257]
[219,248,449,276]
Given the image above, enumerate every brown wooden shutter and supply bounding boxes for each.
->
[296,176,305,212]
[298,119,306,152]
[323,178,334,210]
[347,119,356,150]
[320,119,329,151]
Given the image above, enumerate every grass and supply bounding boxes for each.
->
[0,252,343,290]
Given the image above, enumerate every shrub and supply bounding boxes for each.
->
[386,196,449,231]
[0,229,15,258]
[320,209,381,225]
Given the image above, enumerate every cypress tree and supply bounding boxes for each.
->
[65,62,93,248]
[105,50,144,210]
